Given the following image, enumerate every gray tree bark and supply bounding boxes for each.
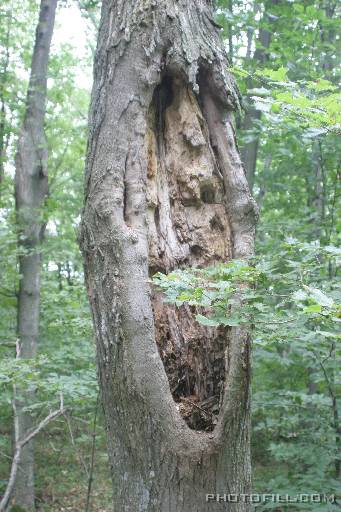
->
[12,0,57,509]
[0,11,11,189]
[80,1,258,511]
[241,0,278,191]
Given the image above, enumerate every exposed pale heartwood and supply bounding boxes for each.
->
[80,0,258,510]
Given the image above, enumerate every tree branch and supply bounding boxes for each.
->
[0,391,65,512]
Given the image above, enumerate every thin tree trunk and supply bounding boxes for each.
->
[12,0,57,509]
[0,10,11,189]
[309,0,335,241]
[80,1,258,511]
[241,1,278,191]
[240,107,261,191]
[310,139,326,240]
[227,0,234,63]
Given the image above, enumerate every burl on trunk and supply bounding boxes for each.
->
[80,1,258,510]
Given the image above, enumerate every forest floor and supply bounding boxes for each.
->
[0,417,284,511]
[36,424,112,512]
[0,417,113,512]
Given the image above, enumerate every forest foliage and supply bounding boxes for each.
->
[0,0,340,509]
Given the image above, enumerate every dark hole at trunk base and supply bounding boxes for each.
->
[147,73,232,432]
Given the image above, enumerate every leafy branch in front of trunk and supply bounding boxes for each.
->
[153,238,341,346]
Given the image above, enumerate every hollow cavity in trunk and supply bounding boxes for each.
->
[147,74,232,431]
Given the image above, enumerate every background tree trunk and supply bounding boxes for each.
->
[13,0,57,509]
[0,13,10,189]
[80,1,258,510]
[241,0,278,191]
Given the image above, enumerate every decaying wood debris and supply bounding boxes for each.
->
[148,76,232,431]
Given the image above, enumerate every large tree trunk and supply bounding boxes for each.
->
[13,0,57,509]
[80,1,258,510]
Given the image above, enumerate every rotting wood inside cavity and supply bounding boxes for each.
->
[147,72,233,431]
